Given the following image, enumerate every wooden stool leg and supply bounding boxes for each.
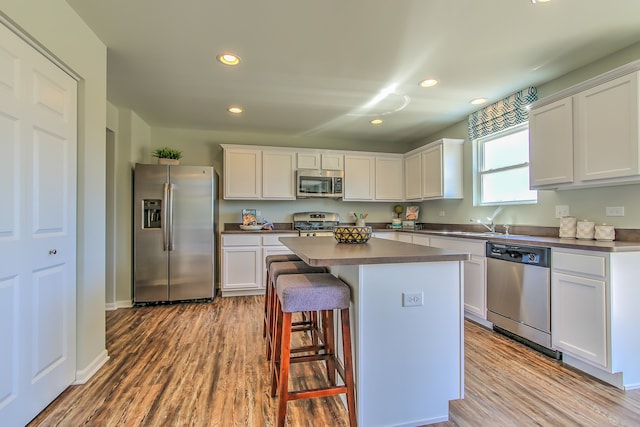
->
[270,297,283,397]
[276,312,293,427]
[263,270,270,338]
[341,308,357,427]
[322,310,337,385]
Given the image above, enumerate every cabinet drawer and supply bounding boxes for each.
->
[429,236,486,257]
[262,234,294,246]
[222,234,262,246]
[552,250,606,278]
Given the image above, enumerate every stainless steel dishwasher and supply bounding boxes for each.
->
[486,242,559,358]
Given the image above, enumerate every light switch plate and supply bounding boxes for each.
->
[402,292,423,307]
[606,206,625,217]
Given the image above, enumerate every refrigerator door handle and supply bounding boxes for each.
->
[162,182,169,251]
[168,183,175,251]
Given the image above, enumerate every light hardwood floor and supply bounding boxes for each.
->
[29,296,640,426]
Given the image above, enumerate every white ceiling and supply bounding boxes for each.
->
[66,0,640,147]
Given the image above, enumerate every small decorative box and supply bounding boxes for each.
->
[559,216,577,238]
[594,224,615,241]
[576,220,595,240]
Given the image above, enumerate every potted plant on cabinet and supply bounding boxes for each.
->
[153,147,183,165]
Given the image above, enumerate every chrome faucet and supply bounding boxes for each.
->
[472,206,503,233]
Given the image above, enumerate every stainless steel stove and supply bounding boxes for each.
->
[293,211,340,237]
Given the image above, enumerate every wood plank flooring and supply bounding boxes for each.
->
[28,296,640,426]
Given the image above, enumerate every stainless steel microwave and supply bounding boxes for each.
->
[296,169,344,198]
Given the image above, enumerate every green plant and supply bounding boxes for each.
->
[152,147,183,159]
[393,205,404,218]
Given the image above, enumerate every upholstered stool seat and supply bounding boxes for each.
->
[264,260,326,360]
[271,273,357,427]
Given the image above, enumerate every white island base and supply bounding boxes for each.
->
[331,261,464,426]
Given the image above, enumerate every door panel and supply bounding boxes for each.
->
[0,23,77,426]
[133,164,169,303]
[169,166,214,300]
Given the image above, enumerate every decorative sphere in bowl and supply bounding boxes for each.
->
[333,226,372,244]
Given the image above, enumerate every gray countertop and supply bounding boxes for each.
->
[221,227,640,252]
[279,236,470,267]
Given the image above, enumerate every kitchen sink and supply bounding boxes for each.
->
[427,231,505,237]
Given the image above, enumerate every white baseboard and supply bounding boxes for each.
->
[73,349,110,385]
[117,299,133,308]
[562,354,624,389]
[105,300,133,311]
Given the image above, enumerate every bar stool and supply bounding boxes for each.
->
[271,273,357,427]
[263,254,301,338]
[265,260,327,360]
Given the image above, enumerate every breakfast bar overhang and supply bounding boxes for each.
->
[279,236,470,427]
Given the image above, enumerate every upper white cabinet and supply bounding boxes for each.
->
[263,151,296,199]
[296,152,344,170]
[344,154,375,200]
[404,138,464,200]
[223,147,262,199]
[344,154,404,201]
[375,156,404,201]
[530,64,640,190]
[575,72,639,182]
[222,145,295,200]
[529,97,574,187]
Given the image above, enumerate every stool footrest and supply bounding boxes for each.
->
[286,386,349,402]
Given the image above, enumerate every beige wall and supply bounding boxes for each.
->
[0,0,108,378]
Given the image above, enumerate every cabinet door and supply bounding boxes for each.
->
[321,153,344,170]
[375,156,404,201]
[263,151,295,199]
[421,144,443,198]
[529,97,574,188]
[222,246,262,291]
[224,148,261,199]
[411,235,430,246]
[552,272,608,368]
[344,155,375,200]
[404,152,422,200]
[576,71,640,181]
[397,233,413,243]
[297,152,320,169]
[373,232,397,241]
[464,255,486,319]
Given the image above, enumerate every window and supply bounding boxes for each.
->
[474,123,537,205]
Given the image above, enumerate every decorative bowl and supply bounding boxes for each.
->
[333,226,372,244]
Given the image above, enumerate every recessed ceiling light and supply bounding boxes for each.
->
[470,98,487,105]
[370,119,383,125]
[228,106,243,114]
[218,53,240,66]
[419,79,438,88]
[531,0,551,3]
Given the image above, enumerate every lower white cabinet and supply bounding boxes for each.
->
[221,233,294,297]
[551,248,640,389]
[429,237,487,322]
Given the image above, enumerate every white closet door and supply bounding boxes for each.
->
[0,23,77,426]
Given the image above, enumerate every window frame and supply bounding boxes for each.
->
[473,123,537,206]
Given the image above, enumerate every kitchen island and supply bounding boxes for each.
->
[279,236,470,427]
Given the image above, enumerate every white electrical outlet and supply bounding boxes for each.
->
[402,292,423,307]
[606,206,625,217]
[555,205,570,218]
[438,211,446,217]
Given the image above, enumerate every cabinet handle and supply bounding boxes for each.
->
[49,249,57,255]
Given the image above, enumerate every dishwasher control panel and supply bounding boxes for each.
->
[486,242,550,267]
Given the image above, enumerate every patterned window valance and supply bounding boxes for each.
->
[468,87,538,140]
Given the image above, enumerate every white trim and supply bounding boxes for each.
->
[73,350,110,385]
[105,302,118,311]
[531,59,640,109]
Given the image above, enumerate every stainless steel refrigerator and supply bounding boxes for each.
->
[133,163,218,303]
